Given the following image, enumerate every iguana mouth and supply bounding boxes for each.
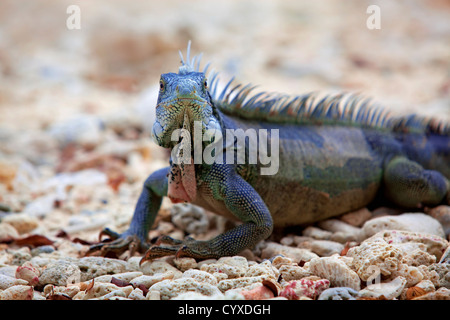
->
[156,97,211,110]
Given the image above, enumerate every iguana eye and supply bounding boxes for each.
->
[159,80,165,91]
[204,80,208,88]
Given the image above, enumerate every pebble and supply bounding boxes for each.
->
[150,278,222,300]
[0,222,19,241]
[339,208,372,227]
[130,272,175,288]
[359,276,407,299]
[279,278,330,300]
[200,256,249,278]
[173,257,198,271]
[318,287,360,300]
[347,237,403,282]
[76,257,128,281]
[301,239,345,257]
[428,263,450,289]
[93,271,143,283]
[0,266,17,278]
[38,260,81,287]
[182,269,218,286]
[440,245,450,263]
[412,287,450,300]
[0,285,34,300]
[128,288,147,300]
[317,219,365,242]
[218,275,273,292]
[43,284,80,298]
[278,264,312,281]
[240,284,274,300]
[170,203,209,235]
[374,230,448,261]
[425,206,450,238]
[399,280,435,300]
[15,262,40,286]
[0,274,29,290]
[140,260,182,278]
[260,242,319,262]
[302,226,332,240]
[362,213,445,238]
[31,245,55,256]
[309,256,360,290]
[1,213,39,234]
[83,282,132,300]
[47,115,103,147]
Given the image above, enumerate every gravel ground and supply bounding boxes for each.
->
[0,0,449,301]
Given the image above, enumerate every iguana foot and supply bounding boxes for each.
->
[86,228,149,258]
[139,235,218,264]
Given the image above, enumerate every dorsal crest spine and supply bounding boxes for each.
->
[177,43,449,135]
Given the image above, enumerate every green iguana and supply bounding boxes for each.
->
[89,42,450,262]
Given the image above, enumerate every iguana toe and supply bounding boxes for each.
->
[86,229,148,258]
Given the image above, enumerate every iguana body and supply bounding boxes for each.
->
[90,43,450,261]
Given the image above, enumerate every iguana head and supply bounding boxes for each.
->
[152,70,214,149]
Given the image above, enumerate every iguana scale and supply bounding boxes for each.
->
[89,43,450,261]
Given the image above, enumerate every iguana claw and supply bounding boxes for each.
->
[139,235,225,265]
[139,235,183,265]
[86,228,148,258]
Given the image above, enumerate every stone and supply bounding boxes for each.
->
[317,219,365,241]
[318,287,359,300]
[0,274,28,290]
[347,238,403,281]
[425,205,450,238]
[260,242,319,262]
[240,284,274,300]
[39,260,81,287]
[278,264,312,281]
[412,287,450,300]
[279,278,330,300]
[170,203,209,234]
[200,256,249,278]
[372,230,448,261]
[309,256,361,290]
[0,222,19,241]
[130,272,175,288]
[339,208,372,227]
[0,285,33,300]
[427,263,450,289]
[150,278,222,300]
[304,240,345,257]
[362,213,445,238]
[83,282,132,300]
[218,275,271,292]
[181,269,218,286]
[139,260,182,279]
[15,262,40,286]
[302,226,332,240]
[77,257,127,281]
[2,213,39,234]
[359,276,407,300]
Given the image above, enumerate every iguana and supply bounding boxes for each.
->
[89,42,450,262]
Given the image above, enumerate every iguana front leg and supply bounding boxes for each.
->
[140,165,273,262]
[383,156,449,207]
[87,167,169,256]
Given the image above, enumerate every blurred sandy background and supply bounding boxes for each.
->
[0,0,449,238]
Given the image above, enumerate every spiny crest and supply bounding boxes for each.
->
[177,43,449,135]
